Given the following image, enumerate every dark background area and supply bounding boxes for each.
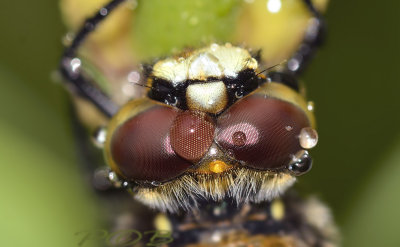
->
[1,1,399,246]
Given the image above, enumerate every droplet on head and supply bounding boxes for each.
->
[121,181,130,188]
[232,131,247,146]
[288,150,312,176]
[151,181,161,186]
[285,125,293,131]
[299,127,318,149]
[307,101,315,111]
[210,43,219,52]
[209,147,218,156]
[91,126,107,148]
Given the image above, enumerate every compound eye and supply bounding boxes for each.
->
[110,106,191,182]
[216,96,310,169]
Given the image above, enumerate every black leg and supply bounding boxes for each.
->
[302,0,321,17]
[59,0,127,117]
[285,0,326,75]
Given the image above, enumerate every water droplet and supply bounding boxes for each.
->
[307,101,315,111]
[92,127,107,148]
[288,57,300,72]
[121,181,130,188]
[108,171,117,181]
[299,127,318,149]
[285,125,293,131]
[62,32,74,46]
[70,57,81,73]
[209,147,218,155]
[210,43,219,51]
[99,8,108,16]
[151,181,161,186]
[232,131,246,146]
[288,150,312,176]
[108,171,122,188]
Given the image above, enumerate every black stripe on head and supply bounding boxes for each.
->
[225,69,265,106]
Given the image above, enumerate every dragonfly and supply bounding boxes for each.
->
[59,0,338,246]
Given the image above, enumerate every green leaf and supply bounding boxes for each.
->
[341,136,400,247]
[131,0,242,60]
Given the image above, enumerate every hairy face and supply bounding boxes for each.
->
[104,44,317,213]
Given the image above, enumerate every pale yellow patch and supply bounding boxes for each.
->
[154,213,172,232]
[152,43,258,84]
[271,198,285,221]
[186,81,228,114]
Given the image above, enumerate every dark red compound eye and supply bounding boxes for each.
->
[216,96,310,170]
[110,106,192,182]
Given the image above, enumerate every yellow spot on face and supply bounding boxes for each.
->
[271,199,285,221]
[209,160,229,173]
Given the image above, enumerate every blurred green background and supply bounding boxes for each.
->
[1,0,399,246]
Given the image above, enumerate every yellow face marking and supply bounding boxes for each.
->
[209,160,230,174]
